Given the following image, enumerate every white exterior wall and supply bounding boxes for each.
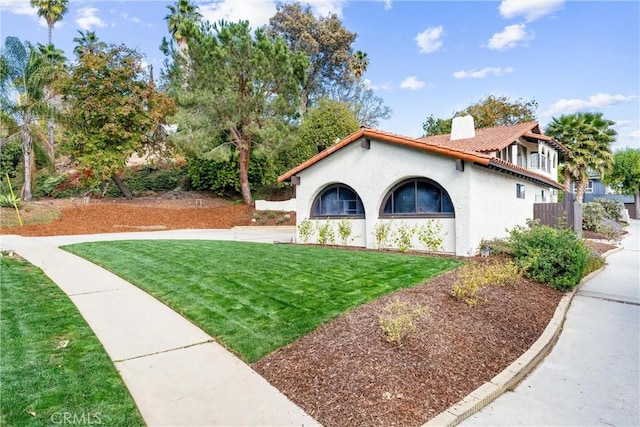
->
[293,137,556,256]
[466,166,551,253]
[294,139,465,254]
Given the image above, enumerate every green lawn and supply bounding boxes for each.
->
[63,240,459,362]
[0,255,144,427]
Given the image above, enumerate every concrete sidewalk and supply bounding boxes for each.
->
[1,227,318,427]
[461,220,640,426]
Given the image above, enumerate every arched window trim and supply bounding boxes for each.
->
[311,184,365,218]
[379,178,455,218]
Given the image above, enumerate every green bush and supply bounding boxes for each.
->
[592,198,624,221]
[34,173,67,198]
[583,202,606,231]
[187,154,269,197]
[103,164,190,197]
[584,249,606,276]
[508,220,589,291]
[0,140,22,178]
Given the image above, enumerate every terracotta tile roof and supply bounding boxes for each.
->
[278,125,566,190]
[418,121,567,153]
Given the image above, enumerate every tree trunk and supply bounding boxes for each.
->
[111,173,133,199]
[48,118,55,165]
[238,144,253,205]
[21,125,32,202]
[635,188,640,220]
[575,179,586,203]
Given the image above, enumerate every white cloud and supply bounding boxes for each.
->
[364,79,391,91]
[378,0,393,10]
[121,12,153,28]
[400,76,426,90]
[499,0,564,22]
[76,7,107,31]
[0,0,37,17]
[415,26,444,54]
[199,0,277,29]
[544,93,637,116]
[487,24,531,50]
[615,120,632,128]
[453,66,514,79]
[629,130,640,140]
[305,0,348,17]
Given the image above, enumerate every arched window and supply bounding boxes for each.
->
[311,184,364,217]
[380,178,454,217]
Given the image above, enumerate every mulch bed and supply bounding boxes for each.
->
[253,262,564,426]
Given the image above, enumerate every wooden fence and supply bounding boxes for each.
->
[533,197,583,238]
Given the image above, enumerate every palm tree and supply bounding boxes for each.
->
[165,0,202,53]
[31,0,68,165]
[72,30,107,57]
[30,0,69,45]
[1,36,55,201]
[545,112,616,203]
[351,50,369,80]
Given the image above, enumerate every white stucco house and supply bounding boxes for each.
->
[278,116,568,256]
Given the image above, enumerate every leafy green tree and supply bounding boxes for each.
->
[170,20,308,205]
[422,115,453,136]
[0,36,54,201]
[422,95,538,136]
[545,112,616,203]
[298,98,360,153]
[60,42,175,199]
[30,0,69,45]
[604,148,640,218]
[267,2,356,112]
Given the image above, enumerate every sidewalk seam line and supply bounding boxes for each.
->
[113,339,216,363]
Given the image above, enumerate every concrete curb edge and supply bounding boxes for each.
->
[423,243,622,427]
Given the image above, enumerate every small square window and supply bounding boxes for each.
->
[516,184,525,199]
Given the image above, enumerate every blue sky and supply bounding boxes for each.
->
[2,0,638,151]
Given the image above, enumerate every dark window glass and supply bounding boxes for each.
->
[312,185,364,217]
[381,179,454,216]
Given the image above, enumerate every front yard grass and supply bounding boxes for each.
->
[0,255,144,427]
[62,241,459,362]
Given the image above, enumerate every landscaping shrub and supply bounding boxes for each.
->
[0,140,22,178]
[104,164,190,196]
[298,218,314,243]
[317,220,336,245]
[337,218,353,246]
[477,237,513,256]
[507,220,589,291]
[592,198,624,221]
[33,173,67,198]
[584,249,606,276]
[451,260,521,306]
[187,154,268,197]
[418,220,446,252]
[373,221,392,249]
[583,202,606,231]
[378,300,429,346]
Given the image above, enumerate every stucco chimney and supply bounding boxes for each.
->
[450,115,475,140]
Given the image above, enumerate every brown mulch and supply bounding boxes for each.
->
[253,264,564,427]
[0,192,293,236]
[0,194,619,426]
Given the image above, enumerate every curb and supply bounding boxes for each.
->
[424,245,621,427]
